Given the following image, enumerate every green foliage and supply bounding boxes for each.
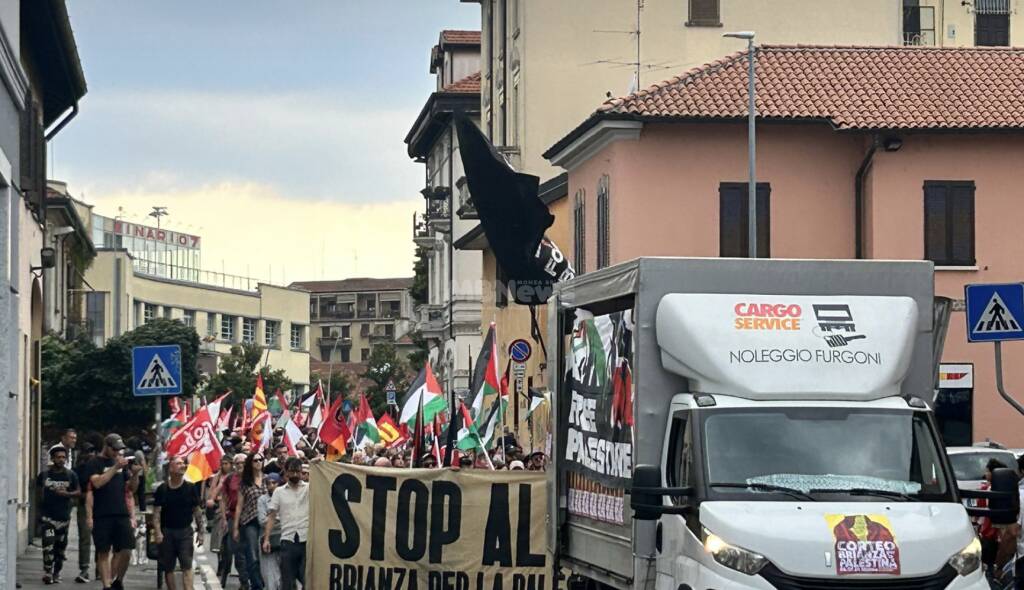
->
[410,246,429,305]
[203,342,293,408]
[405,331,429,372]
[308,370,353,400]
[361,343,409,416]
[41,318,201,435]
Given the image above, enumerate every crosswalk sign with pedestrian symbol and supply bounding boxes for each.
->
[132,345,183,396]
[965,283,1024,342]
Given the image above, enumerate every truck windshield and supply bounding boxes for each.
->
[702,407,952,501]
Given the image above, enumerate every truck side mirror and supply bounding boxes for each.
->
[989,467,1020,526]
[631,464,664,521]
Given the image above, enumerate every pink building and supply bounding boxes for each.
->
[545,45,1024,446]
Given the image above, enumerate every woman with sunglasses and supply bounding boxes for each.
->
[232,452,266,590]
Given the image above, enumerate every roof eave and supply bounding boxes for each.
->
[545,115,644,171]
[405,92,480,159]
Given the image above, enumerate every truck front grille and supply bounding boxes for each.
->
[758,564,958,590]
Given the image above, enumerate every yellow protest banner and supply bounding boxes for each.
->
[307,462,549,590]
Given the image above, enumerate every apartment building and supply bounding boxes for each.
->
[545,44,1024,446]
[406,30,483,395]
[290,278,416,365]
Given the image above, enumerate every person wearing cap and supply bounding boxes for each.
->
[263,458,309,590]
[72,441,97,583]
[83,433,142,590]
[36,445,81,584]
[257,473,283,590]
[527,452,546,471]
[509,460,525,471]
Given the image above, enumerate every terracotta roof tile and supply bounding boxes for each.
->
[597,45,1024,130]
[443,71,481,94]
[440,30,481,46]
[289,277,414,294]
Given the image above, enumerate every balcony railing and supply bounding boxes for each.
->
[315,308,355,320]
[455,176,477,219]
[318,336,352,347]
[426,197,450,221]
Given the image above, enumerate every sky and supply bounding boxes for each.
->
[53,0,480,283]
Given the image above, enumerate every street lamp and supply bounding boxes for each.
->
[723,31,757,258]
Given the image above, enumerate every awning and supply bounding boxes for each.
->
[975,0,1009,15]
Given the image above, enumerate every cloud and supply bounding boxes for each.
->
[54,89,424,203]
[86,182,419,284]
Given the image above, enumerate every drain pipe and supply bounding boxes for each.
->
[854,135,880,259]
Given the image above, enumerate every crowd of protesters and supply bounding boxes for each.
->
[35,421,547,590]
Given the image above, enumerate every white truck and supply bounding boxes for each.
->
[547,258,1018,590]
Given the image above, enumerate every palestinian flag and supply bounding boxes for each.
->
[355,394,380,443]
[318,395,351,454]
[399,363,446,426]
[283,417,305,456]
[269,388,288,416]
[454,401,484,452]
[301,381,323,408]
[477,392,507,449]
[469,323,501,421]
[525,388,547,419]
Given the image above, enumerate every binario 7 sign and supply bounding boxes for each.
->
[655,294,919,401]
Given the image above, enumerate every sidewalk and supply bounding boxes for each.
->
[15,515,222,590]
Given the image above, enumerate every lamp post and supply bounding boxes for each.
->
[723,31,757,258]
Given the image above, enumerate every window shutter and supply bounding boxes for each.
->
[719,182,770,258]
[596,175,610,269]
[924,180,975,266]
[573,189,586,274]
[689,0,721,25]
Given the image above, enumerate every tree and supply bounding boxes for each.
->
[410,246,429,305]
[362,343,409,416]
[308,370,353,401]
[405,331,429,372]
[41,318,201,436]
[204,342,293,409]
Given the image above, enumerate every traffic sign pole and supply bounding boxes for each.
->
[994,341,1024,416]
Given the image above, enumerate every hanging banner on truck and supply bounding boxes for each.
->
[306,462,549,590]
[562,309,634,498]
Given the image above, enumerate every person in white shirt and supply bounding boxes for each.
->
[262,458,308,589]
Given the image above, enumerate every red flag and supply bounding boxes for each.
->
[166,394,228,457]
[216,406,233,434]
[168,397,181,416]
[499,358,511,396]
[319,395,352,452]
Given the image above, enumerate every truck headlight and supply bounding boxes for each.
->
[947,537,981,576]
[703,529,768,575]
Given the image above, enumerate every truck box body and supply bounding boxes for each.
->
[547,257,937,589]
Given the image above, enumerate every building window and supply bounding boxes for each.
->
[206,312,218,337]
[342,325,350,338]
[976,11,1010,46]
[85,292,105,346]
[719,182,770,258]
[290,324,304,350]
[573,188,586,274]
[360,323,370,337]
[265,320,279,347]
[596,175,611,270]
[924,180,975,266]
[934,387,972,446]
[383,324,394,338]
[242,318,256,343]
[495,262,509,308]
[221,315,236,341]
[687,0,720,26]
[163,307,173,319]
[341,348,351,363]
[182,309,195,329]
[144,303,156,324]
[361,348,370,362]
[902,1,936,45]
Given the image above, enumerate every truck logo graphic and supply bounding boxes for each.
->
[813,304,867,348]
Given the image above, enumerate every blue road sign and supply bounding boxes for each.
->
[132,345,183,396]
[509,339,532,362]
[965,283,1024,342]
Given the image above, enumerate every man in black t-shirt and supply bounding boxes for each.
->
[154,455,204,590]
[85,433,141,590]
[36,446,80,584]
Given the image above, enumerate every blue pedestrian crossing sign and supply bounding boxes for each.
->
[965,283,1024,342]
[132,345,183,396]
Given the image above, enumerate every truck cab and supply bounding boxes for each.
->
[548,258,1017,590]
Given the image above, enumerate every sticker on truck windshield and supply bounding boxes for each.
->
[825,514,901,575]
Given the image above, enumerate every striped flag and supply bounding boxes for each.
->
[399,363,446,426]
[469,323,501,421]
[355,394,380,444]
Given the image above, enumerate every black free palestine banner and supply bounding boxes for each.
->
[307,463,549,590]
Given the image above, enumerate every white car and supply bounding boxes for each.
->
[946,446,1018,491]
